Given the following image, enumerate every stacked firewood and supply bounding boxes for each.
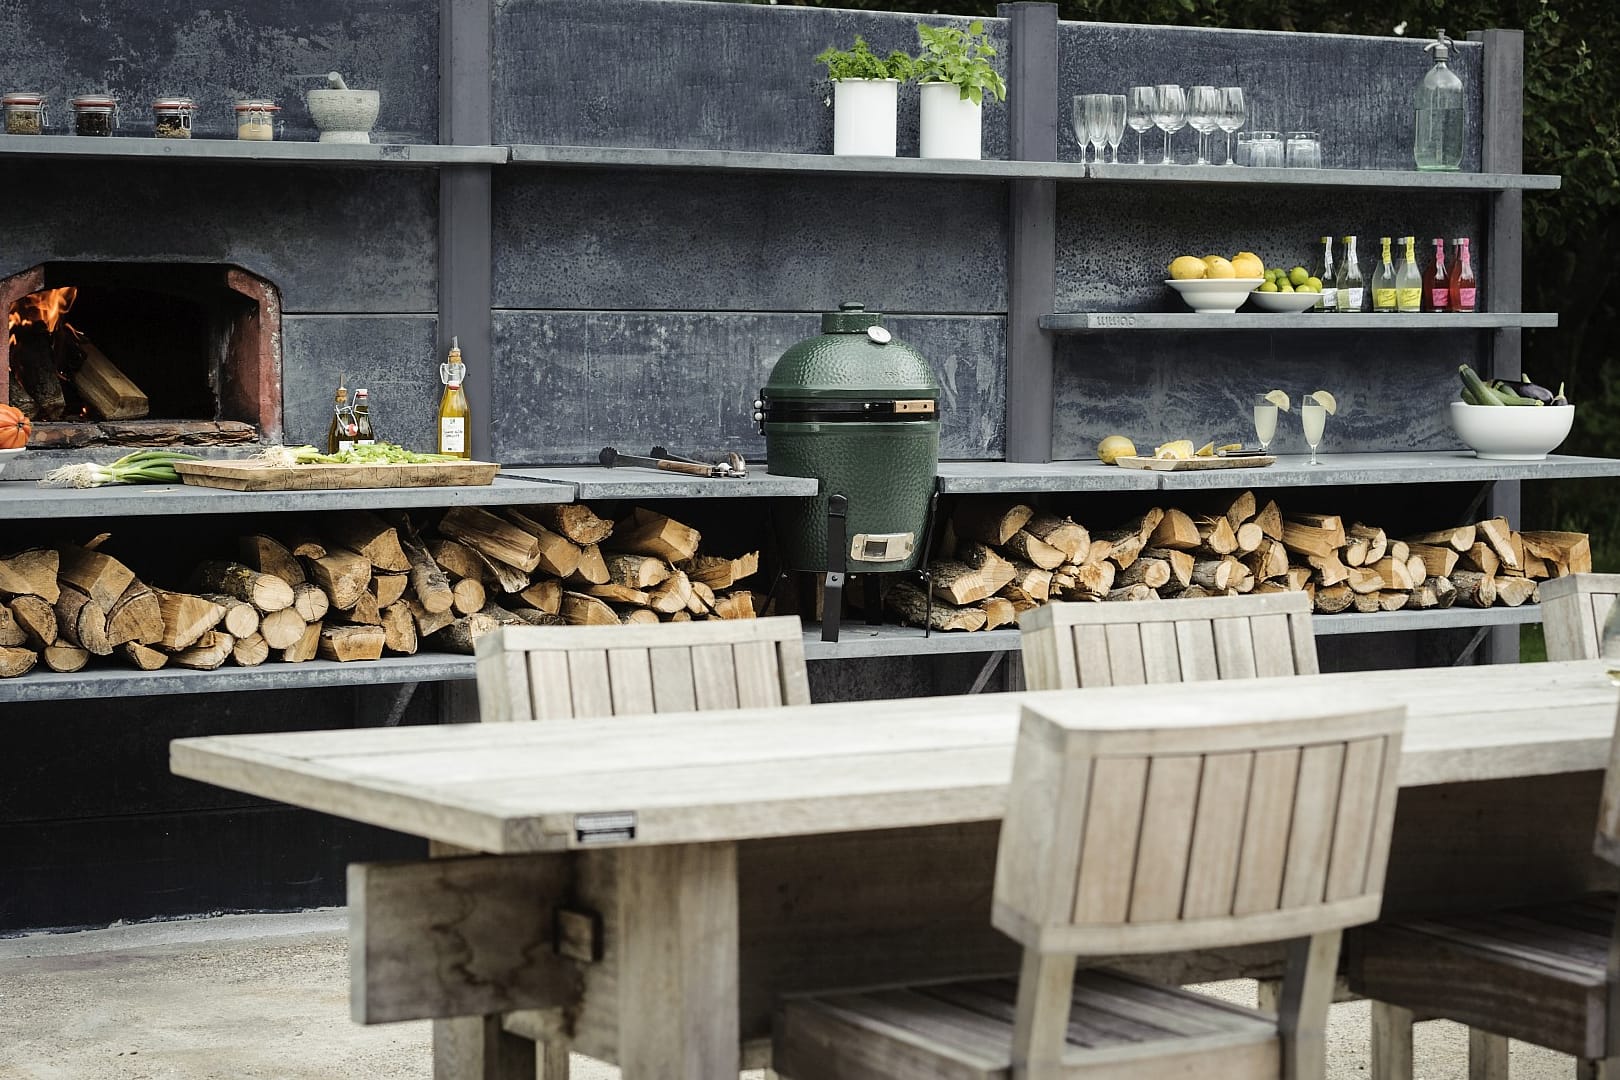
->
[887,492,1593,632]
[0,505,762,678]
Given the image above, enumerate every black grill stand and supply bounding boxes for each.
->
[821,494,848,643]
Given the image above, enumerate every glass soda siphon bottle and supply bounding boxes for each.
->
[1424,237,1450,311]
[438,337,471,459]
[1396,236,1423,313]
[1448,238,1478,312]
[1312,236,1337,312]
[1414,30,1464,171]
[1372,237,1398,313]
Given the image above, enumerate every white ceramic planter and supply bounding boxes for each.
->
[918,81,983,160]
[831,78,899,157]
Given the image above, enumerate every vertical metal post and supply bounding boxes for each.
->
[440,0,495,461]
[1001,3,1059,463]
[1471,29,1525,665]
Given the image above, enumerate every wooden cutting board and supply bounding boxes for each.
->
[1115,454,1276,472]
[175,459,501,491]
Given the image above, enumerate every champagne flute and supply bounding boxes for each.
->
[1216,87,1246,166]
[1085,93,1110,165]
[1126,86,1156,164]
[1301,393,1329,465]
[1252,394,1279,454]
[1070,95,1091,163]
[1104,94,1126,164]
[1152,84,1187,165]
[1187,85,1220,166]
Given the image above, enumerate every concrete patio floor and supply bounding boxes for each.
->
[0,910,1579,1080]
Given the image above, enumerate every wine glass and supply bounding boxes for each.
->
[1301,393,1329,465]
[1252,394,1279,454]
[1216,87,1246,166]
[1187,85,1220,166]
[1152,84,1187,165]
[1126,86,1156,164]
[1104,94,1126,164]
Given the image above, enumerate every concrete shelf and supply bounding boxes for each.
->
[0,134,508,166]
[1087,161,1561,191]
[508,143,1083,180]
[503,465,818,500]
[1041,312,1559,332]
[936,461,1163,493]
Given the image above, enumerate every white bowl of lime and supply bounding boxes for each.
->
[1164,278,1265,314]
[1249,289,1320,312]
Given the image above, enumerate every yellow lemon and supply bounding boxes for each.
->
[1154,439,1195,460]
[1230,251,1265,278]
[1168,255,1207,280]
[1202,255,1237,279]
[1263,389,1291,411]
[1096,435,1136,464]
[1309,390,1338,415]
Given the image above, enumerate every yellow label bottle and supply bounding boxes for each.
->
[438,337,470,459]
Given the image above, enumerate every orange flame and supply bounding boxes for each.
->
[9,286,77,339]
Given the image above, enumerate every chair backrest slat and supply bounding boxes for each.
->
[475,616,809,722]
[993,705,1405,956]
[1019,593,1319,690]
[1541,573,1620,662]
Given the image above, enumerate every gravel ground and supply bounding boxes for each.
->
[0,912,1577,1080]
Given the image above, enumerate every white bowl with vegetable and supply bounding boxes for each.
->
[1449,402,1575,461]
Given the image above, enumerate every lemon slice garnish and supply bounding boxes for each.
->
[1195,441,1216,458]
[1154,439,1195,460]
[1310,390,1338,415]
[1263,389,1291,412]
[1216,443,1243,455]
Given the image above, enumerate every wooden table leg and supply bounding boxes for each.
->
[434,1016,537,1080]
[615,841,740,1080]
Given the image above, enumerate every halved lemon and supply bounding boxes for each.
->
[1154,439,1195,460]
[1309,390,1339,415]
[1263,389,1291,412]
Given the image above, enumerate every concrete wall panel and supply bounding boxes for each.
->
[281,315,440,450]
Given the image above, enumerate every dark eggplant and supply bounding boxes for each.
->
[1514,381,1555,403]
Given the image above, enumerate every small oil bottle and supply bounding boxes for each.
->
[326,381,356,454]
[352,388,375,445]
[438,338,470,458]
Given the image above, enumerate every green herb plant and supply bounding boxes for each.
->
[814,35,916,81]
[914,21,1006,104]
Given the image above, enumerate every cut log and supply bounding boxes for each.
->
[690,581,717,614]
[325,511,411,573]
[380,601,420,655]
[1116,557,1171,590]
[1244,538,1290,583]
[608,553,672,590]
[1254,500,1284,541]
[191,560,294,614]
[507,607,565,627]
[1108,585,1156,602]
[279,527,327,560]
[42,642,89,672]
[370,572,410,609]
[1001,589,1041,613]
[1345,566,1384,595]
[1341,538,1370,568]
[1458,542,1500,577]
[1428,575,1457,609]
[560,591,619,627]
[398,533,454,614]
[953,501,1034,547]
[1348,524,1389,564]
[451,577,487,617]
[1024,513,1090,562]
[519,578,562,615]
[1232,565,1256,594]
[503,510,583,578]
[1065,560,1117,599]
[1098,510,1166,570]
[440,506,544,574]
[427,538,486,582]
[1521,552,1552,580]
[55,544,135,614]
[10,595,56,650]
[1191,557,1240,591]
[1405,581,1439,610]
[1405,525,1476,553]
[1451,570,1497,608]
[106,582,165,646]
[281,620,322,663]
[0,604,24,648]
[529,504,615,546]
[1369,557,1415,592]
[238,535,305,587]
[53,584,111,655]
[1307,553,1350,587]
[1409,544,1460,579]
[618,607,660,625]
[1192,516,1238,556]
[980,597,1017,630]
[231,633,270,667]
[931,560,1008,606]
[1006,561,1053,601]
[568,543,610,586]
[121,642,168,671]
[319,624,386,662]
[958,542,1017,582]
[712,592,761,620]
[1282,515,1346,559]
[1377,591,1409,611]
[1476,517,1519,571]
[1284,567,1314,592]
[307,551,372,611]
[407,597,456,638]
[74,338,149,420]
[171,631,234,671]
[885,580,987,632]
[1146,508,1200,552]
[587,583,650,606]
[1003,529,1064,571]
[291,582,331,624]
[648,571,693,615]
[1350,591,1381,613]
[1406,555,1427,591]
[1085,538,1116,565]
[338,591,383,627]
[257,608,308,650]
[11,325,65,419]
[1508,532,1527,575]
[1233,522,1263,555]
[1520,531,1593,575]
[606,508,701,563]
[1313,583,1354,614]
[1143,548,1195,589]
[1223,490,1257,530]
[0,548,60,603]
[473,552,530,595]
[1387,540,1411,565]
[0,645,37,678]
[1495,576,1538,608]
[197,593,261,639]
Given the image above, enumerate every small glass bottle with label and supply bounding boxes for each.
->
[352,388,375,446]
[438,338,470,459]
[1371,237,1397,313]
[327,383,357,454]
[1448,237,1478,312]
[1396,236,1423,313]
[1335,236,1364,313]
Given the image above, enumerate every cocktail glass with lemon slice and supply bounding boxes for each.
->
[1254,389,1290,453]
[1301,390,1337,465]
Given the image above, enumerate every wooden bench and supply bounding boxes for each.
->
[1543,574,1620,661]
[773,700,1405,1080]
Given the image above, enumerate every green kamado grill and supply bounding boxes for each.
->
[755,302,940,641]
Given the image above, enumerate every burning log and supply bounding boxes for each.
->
[70,337,148,420]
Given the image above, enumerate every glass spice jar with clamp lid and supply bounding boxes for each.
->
[234,100,281,141]
[3,93,47,135]
[71,94,118,137]
[152,97,196,139]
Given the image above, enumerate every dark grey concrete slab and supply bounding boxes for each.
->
[1058,21,1483,172]
[281,316,441,451]
[0,656,474,704]
[504,466,819,500]
[0,136,505,166]
[491,171,1007,314]
[0,162,438,314]
[0,0,438,144]
[1043,312,1557,331]
[493,0,1008,158]
[508,144,1080,179]
[935,460,1159,493]
[1088,162,1558,191]
[1149,452,1620,490]
[489,312,1005,465]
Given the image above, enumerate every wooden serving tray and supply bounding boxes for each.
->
[1115,454,1276,472]
[175,459,501,491]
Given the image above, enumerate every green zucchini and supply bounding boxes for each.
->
[1459,364,1501,405]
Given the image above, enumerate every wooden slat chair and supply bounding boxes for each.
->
[1541,573,1620,661]
[1018,592,1319,689]
[472,615,811,1079]
[1349,697,1620,1080]
[774,702,1407,1080]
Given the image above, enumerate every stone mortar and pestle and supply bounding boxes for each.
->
[303,72,379,144]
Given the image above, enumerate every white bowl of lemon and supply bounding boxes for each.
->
[1166,253,1265,314]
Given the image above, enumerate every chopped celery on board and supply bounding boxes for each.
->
[256,443,463,467]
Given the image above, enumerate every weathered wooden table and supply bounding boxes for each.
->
[172,659,1619,1080]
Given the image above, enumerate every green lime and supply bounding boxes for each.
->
[1289,266,1309,286]
[1259,281,1279,293]
[1305,276,1323,291]
[1279,282,1295,293]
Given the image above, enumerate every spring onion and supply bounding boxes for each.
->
[256,442,461,466]
[40,449,202,488]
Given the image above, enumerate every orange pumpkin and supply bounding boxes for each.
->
[0,403,31,449]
